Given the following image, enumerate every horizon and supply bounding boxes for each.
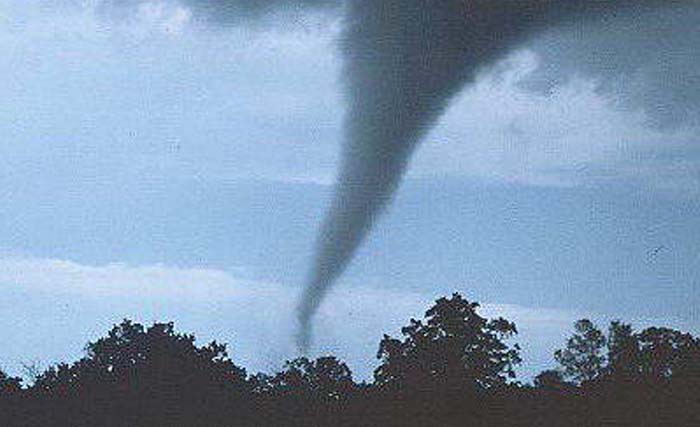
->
[1,0,699,386]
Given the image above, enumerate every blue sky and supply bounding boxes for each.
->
[1,1,699,381]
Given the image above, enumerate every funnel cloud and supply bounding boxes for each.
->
[296,0,692,351]
[90,0,698,351]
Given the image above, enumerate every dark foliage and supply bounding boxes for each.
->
[374,293,521,391]
[1,293,699,426]
[0,370,22,395]
[554,319,607,384]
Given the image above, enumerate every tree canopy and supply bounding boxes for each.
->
[0,370,21,396]
[2,293,699,426]
[554,319,607,384]
[374,293,521,390]
[554,319,700,387]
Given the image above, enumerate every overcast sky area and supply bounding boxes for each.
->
[1,1,699,381]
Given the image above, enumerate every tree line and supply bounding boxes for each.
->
[1,293,698,426]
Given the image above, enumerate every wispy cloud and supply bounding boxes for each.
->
[412,50,700,194]
[0,256,591,381]
[1,256,697,381]
[0,257,246,298]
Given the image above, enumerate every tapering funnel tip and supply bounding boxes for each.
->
[296,284,319,354]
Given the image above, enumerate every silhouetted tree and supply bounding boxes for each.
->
[555,319,606,384]
[0,370,21,395]
[28,319,254,427]
[636,327,698,381]
[249,372,275,394]
[374,293,521,391]
[533,369,573,391]
[606,320,640,381]
[672,337,700,385]
[5,297,700,427]
[270,356,354,400]
[35,320,248,395]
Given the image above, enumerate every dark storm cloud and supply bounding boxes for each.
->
[86,0,699,350]
[296,0,696,350]
[521,3,700,130]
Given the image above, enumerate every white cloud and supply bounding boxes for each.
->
[0,256,588,381]
[0,257,245,298]
[522,4,700,131]
[1,256,698,382]
[412,50,700,194]
[134,2,192,35]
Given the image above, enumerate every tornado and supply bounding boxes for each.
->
[296,0,680,350]
[92,0,691,351]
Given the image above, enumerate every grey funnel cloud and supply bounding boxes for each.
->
[93,0,693,351]
[296,0,682,351]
